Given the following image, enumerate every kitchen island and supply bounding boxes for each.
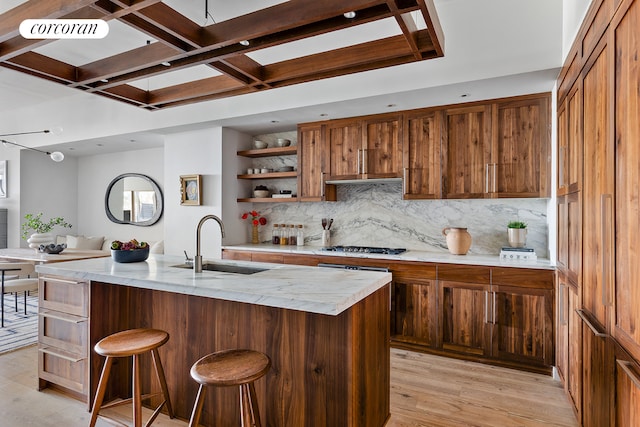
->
[36,255,391,427]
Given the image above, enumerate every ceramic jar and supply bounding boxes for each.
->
[442,227,472,255]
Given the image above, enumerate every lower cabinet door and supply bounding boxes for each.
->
[438,280,492,357]
[567,286,582,419]
[391,276,437,348]
[578,309,613,427]
[614,344,640,427]
[491,285,554,368]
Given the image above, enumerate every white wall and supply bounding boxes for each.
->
[76,147,164,243]
[0,145,26,247]
[19,150,78,248]
[164,128,225,258]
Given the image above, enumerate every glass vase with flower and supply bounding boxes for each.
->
[241,210,267,244]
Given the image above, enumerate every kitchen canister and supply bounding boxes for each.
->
[442,227,472,255]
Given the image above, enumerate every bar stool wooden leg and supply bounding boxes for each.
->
[151,348,174,418]
[89,356,114,427]
[188,384,207,427]
[133,354,142,427]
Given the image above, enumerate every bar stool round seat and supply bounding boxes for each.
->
[89,328,174,427]
[189,349,271,427]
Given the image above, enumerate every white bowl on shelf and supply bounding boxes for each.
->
[253,140,268,149]
[253,190,270,198]
[276,138,291,147]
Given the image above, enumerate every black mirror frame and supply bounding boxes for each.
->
[105,173,163,226]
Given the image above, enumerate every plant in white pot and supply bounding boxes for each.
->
[507,221,527,248]
[21,213,72,249]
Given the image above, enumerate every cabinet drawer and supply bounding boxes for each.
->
[38,310,88,357]
[491,267,554,290]
[39,276,89,317]
[38,346,88,396]
[437,264,490,284]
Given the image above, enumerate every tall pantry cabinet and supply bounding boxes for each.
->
[557,0,640,425]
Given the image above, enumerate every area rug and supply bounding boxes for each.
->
[0,291,38,354]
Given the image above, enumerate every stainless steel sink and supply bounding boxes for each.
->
[171,263,267,275]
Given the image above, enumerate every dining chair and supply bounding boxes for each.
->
[1,262,38,328]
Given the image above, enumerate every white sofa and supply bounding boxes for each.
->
[56,235,164,254]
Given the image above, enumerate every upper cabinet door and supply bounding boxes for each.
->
[492,94,551,198]
[362,114,403,179]
[326,119,362,180]
[298,124,336,202]
[442,105,493,199]
[403,110,442,199]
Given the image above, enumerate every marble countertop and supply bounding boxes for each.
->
[222,244,556,270]
[35,254,391,316]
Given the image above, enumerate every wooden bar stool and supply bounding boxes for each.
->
[189,349,271,427]
[89,328,174,427]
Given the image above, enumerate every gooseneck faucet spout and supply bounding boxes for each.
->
[195,214,226,273]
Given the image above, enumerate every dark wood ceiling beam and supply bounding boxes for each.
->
[149,86,259,109]
[73,42,179,85]
[147,75,246,105]
[198,0,390,46]
[117,13,194,52]
[127,2,202,49]
[262,32,430,83]
[215,55,265,86]
[97,83,149,106]
[92,0,163,20]
[417,0,444,56]
[0,0,97,43]
[386,1,421,60]
[6,51,78,83]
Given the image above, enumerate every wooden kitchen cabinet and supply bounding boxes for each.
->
[402,109,442,199]
[325,114,403,181]
[612,0,640,363]
[491,94,551,198]
[578,309,614,427]
[581,35,613,329]
[614,343,640,427]
[442,105,493,199]
[437,265,492,357]
[556,192,582,285]
[556,272,582,420]
[298,124,336,201]
[491,267,554,368]
[390,264,437,349]
[326,119,362,180]
[38,274,90,401]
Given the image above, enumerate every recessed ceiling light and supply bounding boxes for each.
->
[161,61,171,67]
[239,40,250,46]
[343,11,356,19]
[100,79,108,83]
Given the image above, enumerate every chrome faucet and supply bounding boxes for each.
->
[195,214,226,273]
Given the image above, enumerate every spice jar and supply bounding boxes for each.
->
[271,224,280,245]
[288,224,297,245]
[296,225,304,247]
[280,224,289,245]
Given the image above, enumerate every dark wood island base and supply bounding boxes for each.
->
[87,281,390,427]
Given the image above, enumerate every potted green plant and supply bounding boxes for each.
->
[21,213,72,249]
[507,220,527,248]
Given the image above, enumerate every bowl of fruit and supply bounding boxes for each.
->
[110,239,150,263]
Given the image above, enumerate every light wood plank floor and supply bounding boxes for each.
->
[0,345,578,426]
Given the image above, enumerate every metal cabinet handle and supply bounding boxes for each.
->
[558,146,565,190]
[576,309,608,337]
[39,310,86,324]
[40,276,84,285]
[39,346,84,363]
[617,359,640,390]
[320,172,325,197]
[493,291,497,324]
[558,283,566,325]
[484,291,489,324]
[601,194,613,306]
[362,148,368,175]
[356,149,362,175]
[402,168,408,195]
[485,164,490,193]
[492,163,497,193]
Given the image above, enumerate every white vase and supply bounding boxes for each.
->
[27,232,53,249]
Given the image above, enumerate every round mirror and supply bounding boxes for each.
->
[105,173,163,226]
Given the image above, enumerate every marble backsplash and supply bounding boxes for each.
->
[254,183,550,258]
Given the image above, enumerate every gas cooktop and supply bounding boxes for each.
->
[321,246,407,255]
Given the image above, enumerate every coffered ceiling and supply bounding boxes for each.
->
[0,0,444,110]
